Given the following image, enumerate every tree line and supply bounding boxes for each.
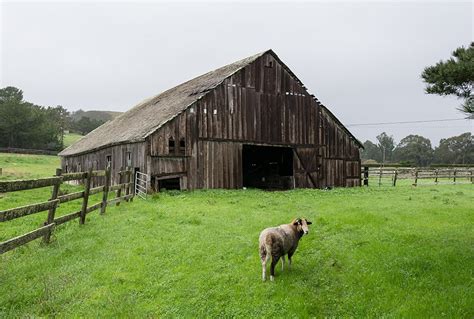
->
[361,132,474,166]
[0,87,106,150]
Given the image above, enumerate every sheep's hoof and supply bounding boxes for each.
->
[270,276,274,282]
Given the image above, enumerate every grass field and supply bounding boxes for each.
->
[63,133,83,148]
[0,154,473,317]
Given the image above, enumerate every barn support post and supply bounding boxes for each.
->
[392,169,398,187]
[80,167,93,225]
[100,166,111,214]
[413,169,419,186]
[453,169,457,184]
[435,169,439,184]
[43,168,62,243]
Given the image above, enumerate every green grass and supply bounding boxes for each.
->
[63,133,83,148]
[0,154,473,317]
[0,153,60,180]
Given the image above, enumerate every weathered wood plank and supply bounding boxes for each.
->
[54,211,81,225]
[89,185,104,195]
[0,177,62,193]
[86,202,102,214]
[0,200,59,222]
[58,191,84,203]
[107,194,133,206]
[0,223,55,254]
[62,172,87,181]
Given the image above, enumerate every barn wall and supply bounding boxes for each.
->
[61,142,146,186]
[146,52,360,190]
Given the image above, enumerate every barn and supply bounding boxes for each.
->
[59,50,363,191]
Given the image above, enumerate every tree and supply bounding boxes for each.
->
[0,86,23,103]
[0,86,64,150]
[394,135,434,166]
[421,42,474,115]
[376,132,395,163]
[361,140,382,162]
[434,132,474,164]
[71,116,104,135]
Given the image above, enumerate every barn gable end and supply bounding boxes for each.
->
[145,51,361,190]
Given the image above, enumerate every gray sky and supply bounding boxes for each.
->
[1,1,473,145]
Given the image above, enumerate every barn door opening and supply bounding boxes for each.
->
[242,145,293,190]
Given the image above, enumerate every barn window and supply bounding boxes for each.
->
[213,109,217,115]
[203,108,207,114]
[106,155,112,167]
[168,138,175,154]
[179,139,186,154]
[190,107,195,113]
[126,152,132,166]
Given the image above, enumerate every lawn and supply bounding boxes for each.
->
[0,155,473,317]
[63,133,83,148]
[0,153,60,180]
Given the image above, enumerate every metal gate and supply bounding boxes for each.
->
[135,171,148,199]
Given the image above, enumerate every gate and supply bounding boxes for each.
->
[135,171,149,199]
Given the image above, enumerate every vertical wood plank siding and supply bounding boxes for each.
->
[61,142,146,187]
[63,52,360,190]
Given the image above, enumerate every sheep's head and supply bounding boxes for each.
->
[292,218,312,235]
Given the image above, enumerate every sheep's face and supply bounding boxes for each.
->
[293,218,312,235]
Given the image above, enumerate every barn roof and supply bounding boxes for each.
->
[60,50,361,156]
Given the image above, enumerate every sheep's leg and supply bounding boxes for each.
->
[260,245,270,281]
[288,251,294,269]
[270,256,280,281]
[281,255,285,271]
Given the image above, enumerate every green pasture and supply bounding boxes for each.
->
[0,154,473,317]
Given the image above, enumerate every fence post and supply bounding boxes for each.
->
[363,166,369,186]
[116,168,123,207]
[43,168,62,243]
[392,169,398,187]
[414,169,418,186]
[453,169,457,184]
[100,166,111,215]
[471,170,473,184]
[129,168,134,202]
[125,167,131,202]
[378,166,382,186]
[80,167,93,225]
[434,169,439,184]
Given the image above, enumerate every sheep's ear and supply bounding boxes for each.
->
[306,220,313,225]
[293,218,301,225]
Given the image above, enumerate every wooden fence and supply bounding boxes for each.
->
[0,167,134,254]
[361,166,474,186]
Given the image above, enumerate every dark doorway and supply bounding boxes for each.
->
[242,145,293,189]
[158,178,181,191]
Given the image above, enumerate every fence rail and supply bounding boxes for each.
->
[361,166,473,186]
[0,166,134,255]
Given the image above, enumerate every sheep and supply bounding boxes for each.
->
[259,218,312,281]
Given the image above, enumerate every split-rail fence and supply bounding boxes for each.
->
[361,166,473,187]
[0,167,134,254]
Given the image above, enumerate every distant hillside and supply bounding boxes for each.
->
[70,110,122,122]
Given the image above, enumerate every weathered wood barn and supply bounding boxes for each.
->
[59,50,362,191]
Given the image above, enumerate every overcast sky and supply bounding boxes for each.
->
[1,1,472,145]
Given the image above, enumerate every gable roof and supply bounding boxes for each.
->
[60,50,362,156]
